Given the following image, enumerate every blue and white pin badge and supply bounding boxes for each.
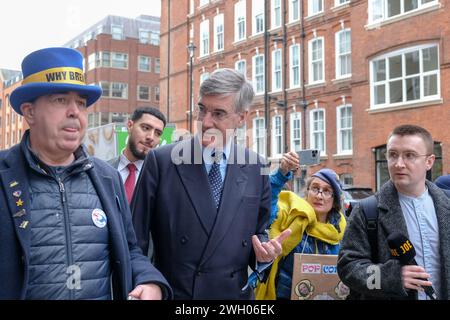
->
[91,209,107,228]
[13,190,22,198]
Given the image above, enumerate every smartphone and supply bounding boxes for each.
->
[297,149,321,166]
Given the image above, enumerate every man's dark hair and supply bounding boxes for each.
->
[388,124,434,154]
[131,107,167,127]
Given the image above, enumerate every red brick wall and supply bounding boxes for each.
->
[160,0,449,189]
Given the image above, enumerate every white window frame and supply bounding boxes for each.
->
[369,0,438,24]
[150,32,160,46]
[290,44,301,88]
[199,0,209,7]
[272,49,282,92]
[235,59,247,76]
[340,173,353,186]
[309,108,326,154]
[137,85,150,101]
[154,58,160,73]
[335,0,350,7]
[370,44,440,109]
[290,112,302,152]
[139,29,151,44]
[214,14,224,52]
[289,0,300,23]
[234,0,246,42]
[308,37,325,84]
[111,82,128,99]
[88,53,96,70]
[271,0,282,29]
[308,0,324,17]
[253,117,266,156]
[271,115,283,157]
[138,56,151,72]
[253,54,265,94]
[189,0,195,15]
[154,86,160,102]
[111,52,128,69]
[336,104,352,154]
[111,25,123,40]
[252,0,265,36]
[200,20,210,57]
[96,51,111,68]
[335,29,352,79]
[100,81,110,97]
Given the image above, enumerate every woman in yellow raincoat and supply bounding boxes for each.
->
[255,167,346,300]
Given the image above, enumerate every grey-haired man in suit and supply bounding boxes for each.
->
[132,68,291,299]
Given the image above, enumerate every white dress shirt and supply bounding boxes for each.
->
[117,153,144,187]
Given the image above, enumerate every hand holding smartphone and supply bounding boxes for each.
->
[296,149,320,166]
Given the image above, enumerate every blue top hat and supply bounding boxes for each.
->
[10,47,102,115]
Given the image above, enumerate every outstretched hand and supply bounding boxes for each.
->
[252,229,292,263]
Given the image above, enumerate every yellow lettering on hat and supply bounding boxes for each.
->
[22,67,86,85]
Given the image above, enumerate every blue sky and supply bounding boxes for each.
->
[0,0,161,70]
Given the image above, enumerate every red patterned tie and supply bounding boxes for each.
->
[124,163,137,203]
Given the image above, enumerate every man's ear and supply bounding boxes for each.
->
[426,154,436,171]
[238,110,248,127]
[127,119,134,132]
[20,103,35,124]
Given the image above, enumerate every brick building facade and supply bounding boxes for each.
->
[66,14,162,127]
[0,70,25,149]
[1,14,161,150]
[160,0,449,191]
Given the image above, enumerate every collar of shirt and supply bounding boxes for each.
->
[398,187,429,202]
[202,141,232,163]
[202,141,232,177]
[118,153,144,174]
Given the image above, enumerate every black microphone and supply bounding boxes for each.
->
[387,232,437,300]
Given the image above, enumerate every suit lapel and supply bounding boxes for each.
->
[378,181,409,237]
[175,138,217,234]
[200,162,247,265]
[378,201,409,237]
[0,146,32,264]
[176,163,217,234]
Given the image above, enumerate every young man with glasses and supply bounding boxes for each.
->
[131,68,290,299]
[338,124,450,300]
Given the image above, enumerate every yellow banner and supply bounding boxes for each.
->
[22,67,86,85]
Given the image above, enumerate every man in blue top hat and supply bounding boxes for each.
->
[0,47,172,300]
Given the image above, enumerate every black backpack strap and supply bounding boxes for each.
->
[360,195,379,263]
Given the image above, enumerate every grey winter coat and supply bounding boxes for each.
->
[337,180,450,299]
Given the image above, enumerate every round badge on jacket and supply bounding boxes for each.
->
[91,208,107,228]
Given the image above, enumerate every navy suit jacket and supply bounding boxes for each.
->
[131,137,271,299]
[0,143,171,299]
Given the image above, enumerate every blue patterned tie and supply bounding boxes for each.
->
[208,152,223,209]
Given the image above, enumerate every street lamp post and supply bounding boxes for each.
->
[187,42,196,133]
